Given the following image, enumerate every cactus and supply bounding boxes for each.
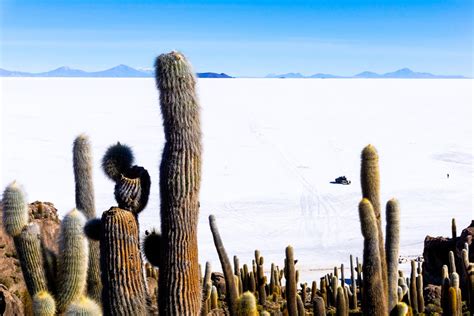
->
[143,229,162,267]
[209,215,238,315]
[155,51,202,315]
[449,251,456,273]
[210,286,218,310]
[416,275,424,313]
[2,181,29,237]
[101,142,134,181]
[114,165,151,214]
[409,260,418,313]
[451,218,457,239]
[389,302,409,316]
[336,286,348,316]
[65,296,102,316]
[296,294,305,316]
[236,292,258,316]
[83,218,101,241]
[56,209,89,313]
[100,207,147,315]
[349,255,357,309]
[72,135,102,303]
[14,223,49,297]
[358,198,387,315]
[386,198,400,312]
[313,296,326,316]
[32,291,56,316]
[284,246,298,315]
[256,256,266,305]
[360,145,388,296]
[448,287,457,316]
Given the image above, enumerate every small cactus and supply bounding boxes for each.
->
[32,291,56,316]
[65,296,103,316]
[101,142,134,181]
[389,302,409,316]
[56,209,89,313]
[143,229,162,267]
[313,296,326,316]
[2,181,29,237]
[236,292,258,316]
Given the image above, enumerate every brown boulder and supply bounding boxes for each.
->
[0,284,23,316]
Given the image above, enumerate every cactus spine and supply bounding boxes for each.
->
[65,296,103,315]
[209,215,238,315]
[73,135,102,303]
[386,198,400,312]
[56,209,89,313]
[359,198,387,315]
[33,291,56,316]
[236,292,258,316]
[100,207,147,315]
[284,245,297,316]
[155,51,202,315]
[360,145,388,297]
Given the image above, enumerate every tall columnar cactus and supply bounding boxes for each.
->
[284,245,297,316]
[386,198,400,312]
[349,255,357,309]
[409,260,418,313]
[360,145,388,296]
[100,207,147,315]
[155,51,202,315]
[336,286,348,316]
[209,215,238,315]
[313,296,326,316]
[359,198,387,315]
[33,291,56,316]
[451,218,457,239]
[72,135,102,303]
[56,209,89,313]
[2,181,29,237]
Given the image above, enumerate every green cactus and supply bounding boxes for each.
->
[209,215,238,315]
[389,302,409,316]
[211,285,218,310]
[386,198,400,312]
[2,181,29,237]
[14,223,49,297]
[56,209,89,313]
[358,198,387,315]
[33,290,56,316]
[155,51,202,315]
[114,165,151,214]
[72,135,102,303]
[448,286,457,316]
[236,292,258,316]
[256,255,266,305]
[143,228,162,267]
[360,145,388,297]
[65,296,103,316]
[100,207,147,315]
[101,142,134,181]
[284,245,297,316]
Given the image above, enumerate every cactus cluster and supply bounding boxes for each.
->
[1,183,100,315]
[3,51,473,316]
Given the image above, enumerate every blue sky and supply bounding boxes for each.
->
[0,0,472,76]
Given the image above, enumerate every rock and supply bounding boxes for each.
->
[0,284,23,316]
[422,235,456,285]
[211,272,226,297]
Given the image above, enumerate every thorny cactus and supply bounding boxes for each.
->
[32,291,56,316]
[155,51,202,315]
[73,134,102,302]
[65,296,103,316]
[284,245,297,316]
[386,198,400,312]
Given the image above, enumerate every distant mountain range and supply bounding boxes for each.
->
[266,68,466,79]
[0,65,233,78]
[0,65,467,79]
